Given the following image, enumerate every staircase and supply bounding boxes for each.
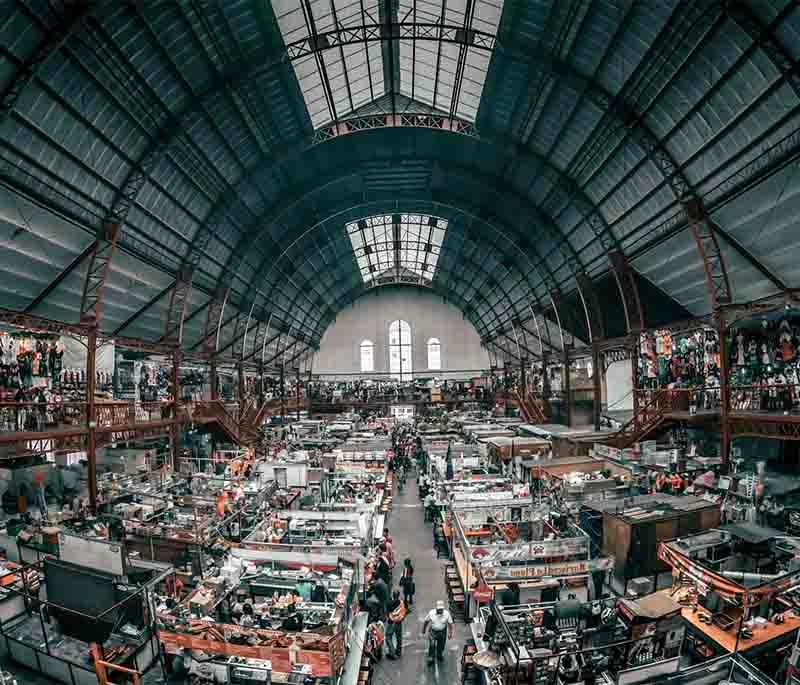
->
[514,387,548,424]
[189,400,246,444]
[444,563,466,622]
[607,389,671,449]
[190,396,306,446]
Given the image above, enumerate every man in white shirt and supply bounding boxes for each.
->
[423,600,454,663]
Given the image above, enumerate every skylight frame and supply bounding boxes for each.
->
[346,213,447,286]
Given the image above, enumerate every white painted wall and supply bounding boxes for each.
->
[606,359,633,411]
[313,287,490,377]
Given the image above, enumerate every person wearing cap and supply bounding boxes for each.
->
[423,600,454,662]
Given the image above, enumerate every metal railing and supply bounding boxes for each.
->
[0,400,177,436]
[729,383,800,412]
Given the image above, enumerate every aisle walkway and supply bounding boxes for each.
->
[370,471,469,685]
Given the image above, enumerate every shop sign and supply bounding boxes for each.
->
[481,557,613,581]
[593,444,612,458]
[470,537,589,563]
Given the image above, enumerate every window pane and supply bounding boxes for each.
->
[428,338,441,370]
[389,320,413,380]
[360,339,374,372]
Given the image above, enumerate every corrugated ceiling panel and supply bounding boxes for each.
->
[713,161,800,290]
[632,231,710,316]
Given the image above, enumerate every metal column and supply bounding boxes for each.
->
[542,353,551,419]
[280,365,286,420]
[237,362,245,414]
[592,343,602,431]
[295,367,301,422]
[563,348,571,428]
[86,328,98,512]
[631,339,639,422]
[210,360,218,401]
[171,350,181,472]
[718,320,731,468]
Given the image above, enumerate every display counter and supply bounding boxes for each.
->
[449,499,613,616]
[156,550,359,682]
[659,527,800,667]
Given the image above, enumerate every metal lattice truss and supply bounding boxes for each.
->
[0,0,798,367]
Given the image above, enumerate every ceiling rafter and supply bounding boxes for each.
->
[0,1,93,128]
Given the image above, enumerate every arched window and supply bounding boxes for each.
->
[389,320,412,380]
[360,340,374,373]
[427,338,441,370]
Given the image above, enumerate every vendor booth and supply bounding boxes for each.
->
[582,494,721,596]
[156,548,361,683]
[469,595,683,685]
[243,509,375,562]
[659,525,800,678]
[449,498,613,617]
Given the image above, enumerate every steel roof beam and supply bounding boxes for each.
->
[216,161,585,340]
[24,240,97,315]
[234,190,562,342]
[1,1,92,127]
[111,282,174,337]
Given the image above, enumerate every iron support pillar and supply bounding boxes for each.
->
[280,365,286,420]
[237,362,245,415]
[631,338,639,421]
[295,367,301,422]
[171,350,181,472]
[563,348,571,428]
[592,342,602,431]
[210,361,218,401]
[542,354,551,419]
[86,328,98,513]
[718,319,731,468]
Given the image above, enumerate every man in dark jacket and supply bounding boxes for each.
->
[372,576,389,619]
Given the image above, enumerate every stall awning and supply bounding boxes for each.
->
[619,592,682,621]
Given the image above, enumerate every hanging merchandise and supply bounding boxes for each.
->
[728,312,800,411]
[638,326,719,391]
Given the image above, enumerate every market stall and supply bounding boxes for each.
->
[243,509,375,561]
[485,437,550,475]
[449,498,613,617]
[533,457,635,510]
[156,548,361,683]
[659,525,800,675]
[0,543,169,685]
[470,595,683,685]
[583,494,721,596]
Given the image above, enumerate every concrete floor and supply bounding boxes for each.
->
[371,471,469,685]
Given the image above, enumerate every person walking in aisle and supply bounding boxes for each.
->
[385,590,407,660]
[399,558,415,608]
[423,600,455,663]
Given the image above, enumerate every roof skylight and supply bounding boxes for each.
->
[346,213,447,286]
[272,0,503,128]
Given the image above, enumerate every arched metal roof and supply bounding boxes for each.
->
[1,0,799,366]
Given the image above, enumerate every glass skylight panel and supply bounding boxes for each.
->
[346,214,447,285]
[395,0,503,122]
[273,0,386,128]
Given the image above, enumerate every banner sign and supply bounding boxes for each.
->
[481,557,614,581]
[593,444,612,458]
[58,532,126,576]
[470,536,589,564]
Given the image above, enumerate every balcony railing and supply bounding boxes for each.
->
[0,400,177,436]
